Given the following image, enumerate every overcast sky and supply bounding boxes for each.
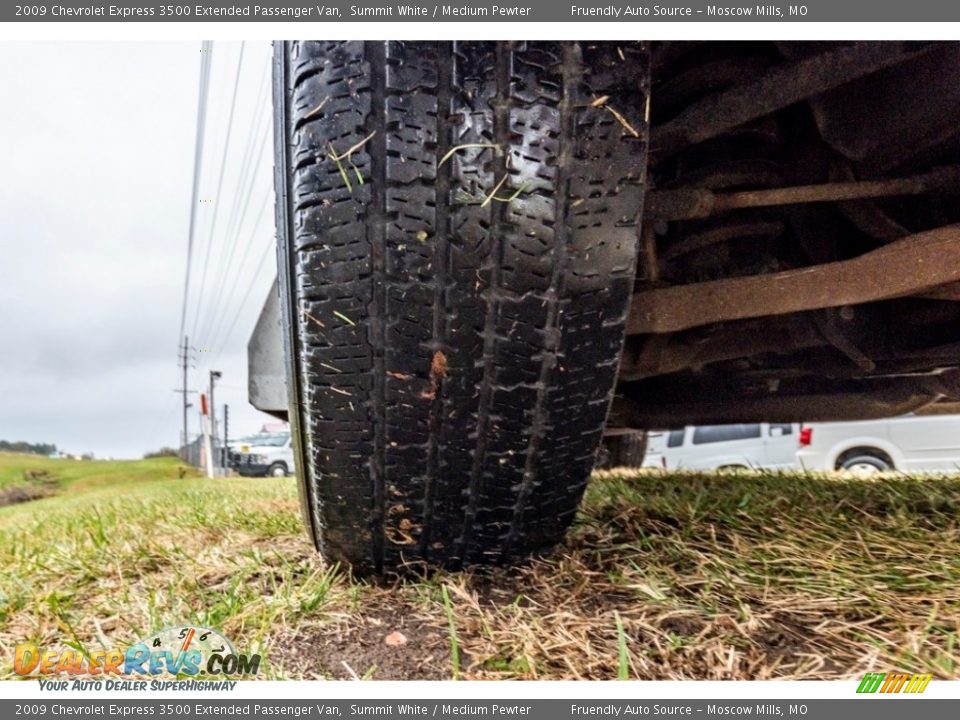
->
[0,41,279,458]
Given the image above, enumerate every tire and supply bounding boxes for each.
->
[274,41,649,573]
[838,454,891,475]
[267,463,288,478]
[597,431,648,468]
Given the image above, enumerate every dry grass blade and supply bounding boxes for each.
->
[437,143,502,169]
[489,182,529,205]
[480,174,510,208]
[590,96,641,138]
[605,106,641,138]
[330,131,377,163]
[303,97,330,122]
[328,142,352,192]
[333,310,356,326]
[327,132,377,191]
[303,310,326,328]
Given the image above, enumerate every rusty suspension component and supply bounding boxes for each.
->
[650,43,939,157]
[646,167,960,222]
[627,225,960,335]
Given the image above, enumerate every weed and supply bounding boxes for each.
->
[614,610,629,680]
[442,585,461,680]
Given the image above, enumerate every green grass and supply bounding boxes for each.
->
[0,454,957,680]
[0,453,185,495]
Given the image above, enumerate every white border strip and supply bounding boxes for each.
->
[2,21,960,41]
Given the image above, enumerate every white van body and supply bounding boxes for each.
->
[235,432,294,477]
[642,423,800,471]
[796,414,960,473]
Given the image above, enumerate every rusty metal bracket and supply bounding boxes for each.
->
[812,309,876,373]
[627,225,960,335]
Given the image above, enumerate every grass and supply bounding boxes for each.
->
[614,610,629,680]
[0,452,958,680]
[0,453,185,494]
[442,585,461,680]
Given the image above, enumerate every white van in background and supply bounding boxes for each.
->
[233,432,295,477]
[642,423,800,471]
[796,413,960,474]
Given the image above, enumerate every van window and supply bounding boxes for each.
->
[692,424,761,445]
[667,429,685,448]
[769,423,793,436]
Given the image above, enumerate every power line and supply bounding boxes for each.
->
[147,387,181,454]
[189,41,246,343]
[198,122,271,347]
[210,188,273,357]
[210,239,274,368]
[199,79,270,336]
[193,62,270,345]
[210,187,273,347]
[177,39,214,347]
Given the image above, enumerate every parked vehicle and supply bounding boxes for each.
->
[796,414,960,474]
[643,423,800,471]
[226,435,260,469]
[233,433,294,477]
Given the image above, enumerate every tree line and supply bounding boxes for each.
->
[0,440,57,456]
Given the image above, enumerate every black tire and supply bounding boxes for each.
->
[267,462,288,478]
[274,41,649,573]
[597,431,648,468]
[838,453,892,474]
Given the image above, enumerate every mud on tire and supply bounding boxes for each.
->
[274,41,650,573]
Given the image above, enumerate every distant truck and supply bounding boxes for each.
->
[249,41,960,573]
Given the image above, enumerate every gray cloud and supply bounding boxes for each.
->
[0,41,278,458]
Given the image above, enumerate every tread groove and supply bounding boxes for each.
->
[419,42,453,561]
[456,41,511,563]
[368,41,388,574]
[501,43,576,557]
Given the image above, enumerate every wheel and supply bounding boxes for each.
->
[274,41,649,573]
[597,431,648,468]
[267,462,288,478]
[838,454,891,475]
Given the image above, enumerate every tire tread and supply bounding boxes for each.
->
[278,41,649,572]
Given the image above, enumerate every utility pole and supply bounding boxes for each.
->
[177,336,194,456]
[209,370,222,476]
[222,404,229,473]
[201,392,213,479]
